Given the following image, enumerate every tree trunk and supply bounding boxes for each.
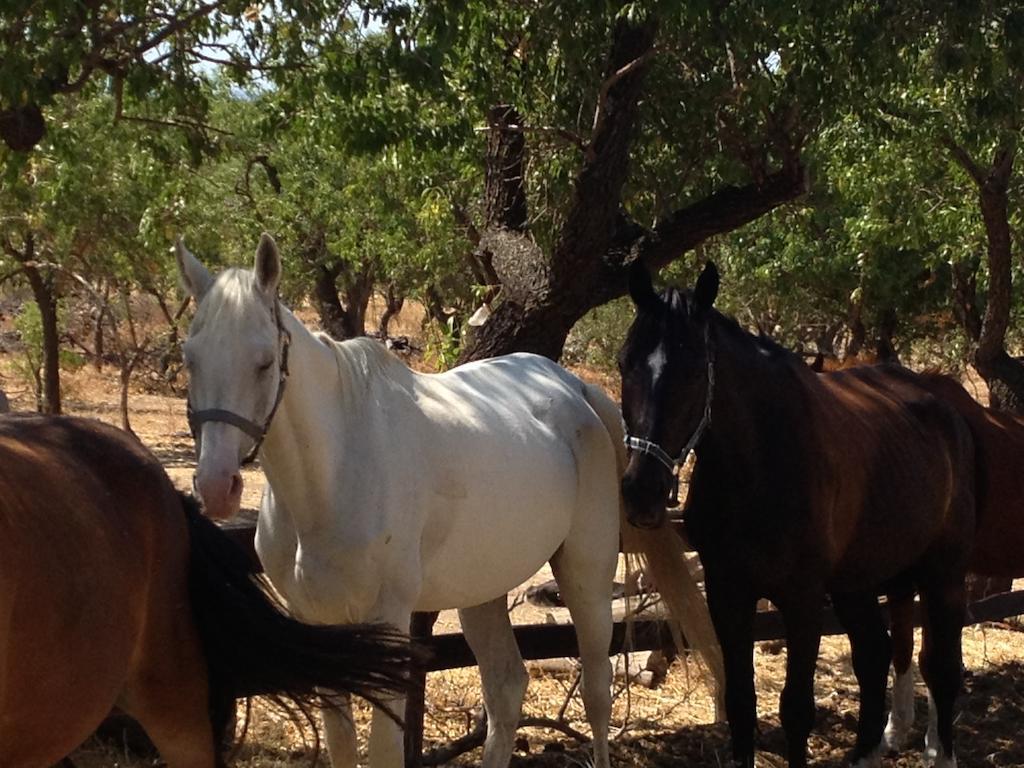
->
[846,299,866,359]
[951,256,983,343]
[339,261,375,339]
[120,361,134,434]
[974,174,1013,374]
[378,283,405,338]
[422,284,450,329]
[945,138,1024,412]
[17,234,62,414]
[875,307,899,364]
[311,264,348,339]
[458,18,806,365]
[303,224,376,341]
[985,352,1024,413]
[93,282,111,371]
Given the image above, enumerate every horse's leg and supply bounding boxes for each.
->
[884,591,916,752]
[123,590,218,767]
[705,571,757,768]
[333,604,412,768]
[918,579,965,768]
[549,544,615,768]
[322,694,358,768]
[775,590,824,768]
[458,596,528,768]
[831,591,892,767]
[124,656,218,768]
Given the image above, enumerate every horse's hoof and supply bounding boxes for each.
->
[922,747,957,768]
[884,713,909,753]
[922,742,958,768]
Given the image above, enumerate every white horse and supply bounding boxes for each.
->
[176,233,723,768]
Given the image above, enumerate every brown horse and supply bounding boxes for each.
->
[881,370,1024,755]
[0,414,415,768]
[618,262,975,768]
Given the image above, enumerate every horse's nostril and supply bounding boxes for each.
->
[229,473,243,499]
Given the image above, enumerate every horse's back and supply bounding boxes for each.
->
[431,352,593,424]
[913,372,1024,575]
[814,366,975,590]
[0,416,189,765]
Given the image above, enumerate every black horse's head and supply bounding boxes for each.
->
[618,260,719,529]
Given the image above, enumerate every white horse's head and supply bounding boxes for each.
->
[176,233,289,520]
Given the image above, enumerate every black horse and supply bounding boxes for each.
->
[618,261,974,768]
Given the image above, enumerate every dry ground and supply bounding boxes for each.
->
[1,301,1022,767]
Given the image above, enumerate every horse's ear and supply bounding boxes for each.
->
[693,261,719,314]
[628,259,659,312]
[175,238,213,302]
[254,232,281,296]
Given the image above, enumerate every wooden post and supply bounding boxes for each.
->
[405,611,439,768]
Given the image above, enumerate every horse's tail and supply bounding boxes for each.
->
[181,493,418,747]
[581,383,726,720]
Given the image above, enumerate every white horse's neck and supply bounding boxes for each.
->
[257,311,408,532]
[259,311,351,528]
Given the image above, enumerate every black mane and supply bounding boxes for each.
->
[659,285,794,363]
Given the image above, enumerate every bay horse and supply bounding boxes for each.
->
[619,261,975,768]
[0,413,414,768]
[881,370,1024,756]
[174,233,723,768]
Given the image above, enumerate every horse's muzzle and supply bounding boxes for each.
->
[621,473,669,530]
[618,460,675,532]
[195,465,244,521]
[627,506,666,530]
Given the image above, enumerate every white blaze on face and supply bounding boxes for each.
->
[646,343,667,386]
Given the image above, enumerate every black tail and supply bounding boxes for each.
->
[181,494,420,750]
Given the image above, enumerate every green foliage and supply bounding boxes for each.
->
[2,0,1023,377]
[563,298,634,371]
[423,315,462,371]
[11,301,82,406]
[0,1,358,157]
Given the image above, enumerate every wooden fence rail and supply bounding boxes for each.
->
[217,519,1024,767]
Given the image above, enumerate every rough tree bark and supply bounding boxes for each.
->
[945,137,1024,413]
[6,233,62,413]
[338,261,376,338]
[312,263,349,339]
[951,256,983,343]
[845,293,867,359]
[458,17,806,365]
[378,282,405,338]
[875,307,900,363]
[303,229,376,340]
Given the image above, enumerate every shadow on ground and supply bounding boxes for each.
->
[494,661,1024,767]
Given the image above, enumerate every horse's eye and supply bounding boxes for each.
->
[257,360,274,374]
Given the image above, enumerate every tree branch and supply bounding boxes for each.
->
[133,2,222,58]
[638,161,806,270]
[591,46,659,136]
[941,134,985,185]
[113,74,233,136]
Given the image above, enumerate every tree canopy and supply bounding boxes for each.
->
[1,0,1022,411]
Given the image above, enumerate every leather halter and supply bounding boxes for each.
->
[187,300,291,467]
[624,325,715,506]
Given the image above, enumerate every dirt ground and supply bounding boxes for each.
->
[1,302,1022,767]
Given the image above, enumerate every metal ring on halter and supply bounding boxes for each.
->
[624,326,715,505]
[187,300,292,467]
